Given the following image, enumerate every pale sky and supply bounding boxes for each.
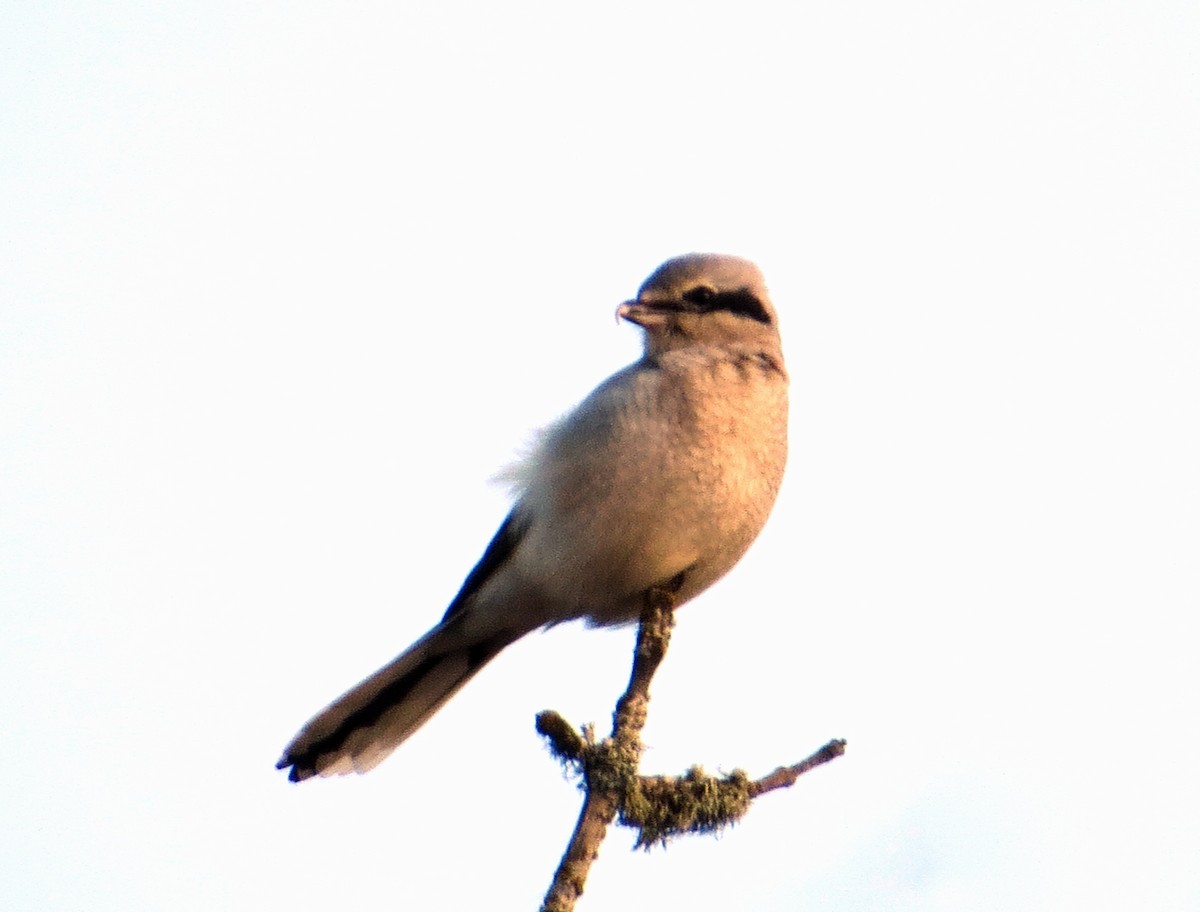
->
[3,2,1198,910]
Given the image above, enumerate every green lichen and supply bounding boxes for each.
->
[619,766,755,849]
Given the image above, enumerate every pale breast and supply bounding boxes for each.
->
[514,345,788,627]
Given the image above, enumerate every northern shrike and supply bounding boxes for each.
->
[277,253,788,781]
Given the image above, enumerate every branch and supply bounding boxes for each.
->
[540,587,676,912]
[617,739,847,849]
[538,586,846,911]
[748,739,848,797]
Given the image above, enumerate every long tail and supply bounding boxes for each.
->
[277,620,518,782]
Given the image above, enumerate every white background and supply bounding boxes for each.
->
[3,2,1198,910]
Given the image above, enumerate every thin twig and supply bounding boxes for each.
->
[748,739,848,797]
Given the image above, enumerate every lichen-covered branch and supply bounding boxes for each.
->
[539,588,676,912]
[618,766,753,849]
[535,711,586,762]
[617,739,846,849]
[538,587,846,911]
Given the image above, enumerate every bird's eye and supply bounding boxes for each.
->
[678,284,772,323]
[682,286,717,306]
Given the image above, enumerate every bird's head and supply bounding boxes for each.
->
[617,253,781,357]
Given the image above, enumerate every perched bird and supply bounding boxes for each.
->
[277,253,789,781]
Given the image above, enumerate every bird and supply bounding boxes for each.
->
[276,253,789,782]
